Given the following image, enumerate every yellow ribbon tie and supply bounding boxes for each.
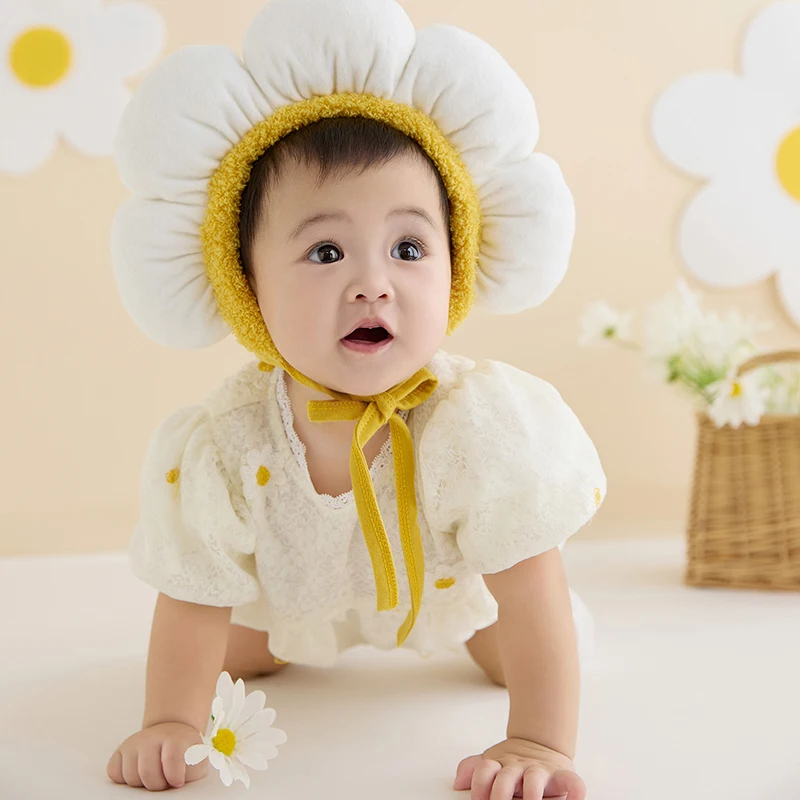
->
[306,367,439,646]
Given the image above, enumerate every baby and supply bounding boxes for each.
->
[106,2,605,798]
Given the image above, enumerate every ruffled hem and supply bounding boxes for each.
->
[230,583,595,671]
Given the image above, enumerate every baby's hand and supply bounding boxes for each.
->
[453,737,586,800]
[107,722,208,791]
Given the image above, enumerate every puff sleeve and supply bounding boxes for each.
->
[418,360,606,575]
[128,404,262,606]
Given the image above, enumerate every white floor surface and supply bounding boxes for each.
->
[1,537,798,799]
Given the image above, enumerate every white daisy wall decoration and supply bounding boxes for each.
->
[651,0,800,328]
[0,0,165,175]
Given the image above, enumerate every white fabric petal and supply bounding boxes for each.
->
[60,78,130,157]
[235,749,270,771]
[216,671,235,713]
[678,177,800,288]
[95,1,165,79]
[226,678,247,731]
[229,758,252,788]
[204,720,219,740]
[241,742,279,761]
[777,268,800,328]
[741,0,800,109]
[236,707,277,740]
[474,153,574,314]
[211,695,225,722]
[110,196,231,348]
[113,45,274,203]
[0,3,67,174]
[242,0,416,106]
[36,0,102,13]
[183,744,210,766]
[651,71,793,178]
[0,97,58,175]
[208,748,225,771]
[238,725,287,749]
[219,757,234,787]
[394,24,539,179]
[230,689,266,731]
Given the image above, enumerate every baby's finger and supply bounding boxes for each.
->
[544,769,586,800]
[521,767,548,800]
[138,743,169,791]
[106,750,124,784]
[471,758,503,800]
[488,765,522,800]
[161,738,187,788]
[453,754,481,790]
[121,747,145,788]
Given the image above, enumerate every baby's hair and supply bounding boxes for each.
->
[238,116,451,283]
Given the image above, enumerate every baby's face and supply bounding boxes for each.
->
[249,153,452,396]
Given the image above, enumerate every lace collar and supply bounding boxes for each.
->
[275,369,409,510]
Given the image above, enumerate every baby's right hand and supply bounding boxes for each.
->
[107,722,209,790]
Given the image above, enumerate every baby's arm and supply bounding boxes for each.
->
[143,593,232,730]
[107,593,232,791]
[484,547,580,757]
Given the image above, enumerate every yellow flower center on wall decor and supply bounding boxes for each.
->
[9,26,72,88]
[776,127,800,202]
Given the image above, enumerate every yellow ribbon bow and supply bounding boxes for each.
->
[261,360,439,646]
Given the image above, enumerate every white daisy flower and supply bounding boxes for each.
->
[693,307,768,367]
[578,300,634,346]
[641,280,705,361]
[651,1,800,327]
[0,0,164,175]
[184,671,288,789]
[707,371,768,429]
[644,279,768,363]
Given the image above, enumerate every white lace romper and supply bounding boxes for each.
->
[128,349,606,667]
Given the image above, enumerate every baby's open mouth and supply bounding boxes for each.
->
[342,327,392,343]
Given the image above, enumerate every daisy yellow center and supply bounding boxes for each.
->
[776,127,800,202]
[9,27,72,88]
[212,728,236,757]
[731,382,742,397]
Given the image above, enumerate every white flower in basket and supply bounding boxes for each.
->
[707,372,768,429]
[579,300,634,347]
[578,280,791,428]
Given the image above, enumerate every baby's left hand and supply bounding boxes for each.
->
[452,737,587,800]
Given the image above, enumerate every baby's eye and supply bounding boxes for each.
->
[392,239,425,261]
[308,243,342,264]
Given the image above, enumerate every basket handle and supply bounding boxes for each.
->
[736,350,800,377]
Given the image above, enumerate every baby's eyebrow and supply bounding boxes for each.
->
[288,206,436,241]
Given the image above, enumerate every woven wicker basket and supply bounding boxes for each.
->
[686,350,800,591]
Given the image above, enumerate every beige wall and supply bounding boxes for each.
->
[2,0,799,556]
